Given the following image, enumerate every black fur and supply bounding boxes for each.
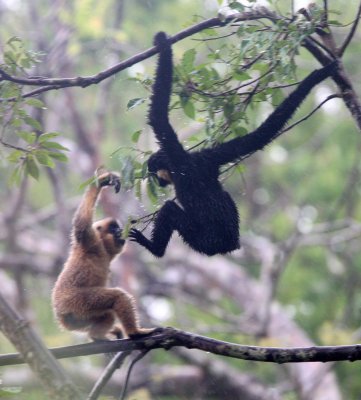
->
[129,31,337,257]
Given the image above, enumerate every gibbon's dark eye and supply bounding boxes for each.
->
[96,226,102,231]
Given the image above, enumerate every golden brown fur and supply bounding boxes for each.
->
[52,171,155,340]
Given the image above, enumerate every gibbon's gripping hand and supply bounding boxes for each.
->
[153,31,169,47]
[128,228,147,245]
[97,171,121,193]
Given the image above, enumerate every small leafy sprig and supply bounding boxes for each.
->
[1,37,69,183]
[7,131,69,184]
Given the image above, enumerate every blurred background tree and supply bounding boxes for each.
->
[1,0,361,399]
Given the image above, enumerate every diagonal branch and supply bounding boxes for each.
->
[87,351,131,400]
[1,327,361,367]
[339,0,361,56]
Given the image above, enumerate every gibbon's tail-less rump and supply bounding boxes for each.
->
[129,31,338,258]
[52,170,156,340]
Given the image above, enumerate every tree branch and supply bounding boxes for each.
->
[0,8,279,100]
[1,327,361,367]
[339,0,361,56]
[279,94,341,135]
[0,294,81,399]
[87,351,131,400]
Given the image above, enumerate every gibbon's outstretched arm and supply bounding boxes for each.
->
[72,171,121,249]
[207,61,338,167]
[148,32,188,167]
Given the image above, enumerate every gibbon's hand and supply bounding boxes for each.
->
[128,228,147,245]
[97,171,121,193]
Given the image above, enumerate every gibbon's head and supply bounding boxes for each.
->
[92,217,125,257]
[148,150,172,187]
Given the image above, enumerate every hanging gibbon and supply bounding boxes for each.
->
[52,170,156,340]
[129,32,337,257]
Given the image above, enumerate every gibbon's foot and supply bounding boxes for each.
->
[97,171,121,193]
[109,325,124,339]
[128,327,163,339]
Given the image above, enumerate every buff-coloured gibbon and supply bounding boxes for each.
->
[52,170,156,340]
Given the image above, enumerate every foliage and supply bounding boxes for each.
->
[0,38,68,184]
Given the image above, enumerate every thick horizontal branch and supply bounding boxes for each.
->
[1,327,361,367]
[0,8,278,100]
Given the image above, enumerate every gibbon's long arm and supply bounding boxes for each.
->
[148,32,189,167]
[72,172,120,247]
[207,61,337,167]
[72,183,100,246]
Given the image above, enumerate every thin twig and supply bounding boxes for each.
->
[119,350,149,400]
[87,351,131,400]
[278,93,341,135]
[339,0,361,56]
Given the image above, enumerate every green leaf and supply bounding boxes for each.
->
[127,98,145,110]
[24,156,39,179]
[26,98,46,109]
[203,28,218,37]
[234,163,246,174]
[17,131,36,144]
[7,36,22,46]
[41,141,69,151]
[24,115,42,131]
[8,165,23,186]
[121,156,135,188]
[181,48,196,73]
[20,58,31,68]
[271,88,284,106]
[233,71,252,81]
[135,178,142,200]
[232,126,248,136]
[131,130,143,143]
[181,100,196,119]
[229,2,245,11]
[141,160,148,178]
[48,151,69,162]
[34,150,55,167]
[7,150,23,163]
[11,118,22,128]
[122,217,133,238]
[146,176,159,205]
[38,132,60,143]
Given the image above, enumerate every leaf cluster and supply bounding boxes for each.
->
[0,38,69,184]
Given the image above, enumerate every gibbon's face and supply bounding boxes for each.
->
[156,169,172,187]
[93,218,125,255]
[148,150,172,187]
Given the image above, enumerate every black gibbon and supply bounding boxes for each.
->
[129,32,337,257]
[52,170,155,340]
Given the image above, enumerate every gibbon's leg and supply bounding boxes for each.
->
[75,287,154,338]
[88,311,116,340]
[129,200,190,257]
